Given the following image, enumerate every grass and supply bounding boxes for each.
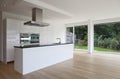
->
[75,45,120,52]
[75,45,87,49]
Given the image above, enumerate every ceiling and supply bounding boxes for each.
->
[1,0,120,22]
[39,0,120,21]
[0,0,72,21]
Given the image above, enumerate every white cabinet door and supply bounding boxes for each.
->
[6,19,22,63]
[7,41,14,62]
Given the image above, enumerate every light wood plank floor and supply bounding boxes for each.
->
[0,51,120,79]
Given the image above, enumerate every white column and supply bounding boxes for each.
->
[73,26,75,46]
[0,11,2,61]
[88,19,94,54]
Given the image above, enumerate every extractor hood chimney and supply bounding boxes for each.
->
[24,8,49,27]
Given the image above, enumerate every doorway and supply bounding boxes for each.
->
[74,25,88,50]
[66,25,88,51]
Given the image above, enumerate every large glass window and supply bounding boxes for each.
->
[94,22,120,53]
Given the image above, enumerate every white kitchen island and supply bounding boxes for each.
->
[14,43,73,75]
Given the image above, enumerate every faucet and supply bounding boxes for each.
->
[56,38,61,44]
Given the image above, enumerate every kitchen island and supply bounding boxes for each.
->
[14,43,73,75]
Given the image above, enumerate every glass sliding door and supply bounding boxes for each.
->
[66,25,88,51]
[74,25,88,50]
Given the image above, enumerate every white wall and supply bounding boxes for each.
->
[2,12,66,44]
[22,21,66,45]
[39,22,66,44]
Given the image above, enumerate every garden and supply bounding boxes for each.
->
[74,22,120,53]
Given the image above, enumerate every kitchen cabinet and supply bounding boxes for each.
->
[3,18,22,63]
[3,18,41,64]
[14,43,73,75]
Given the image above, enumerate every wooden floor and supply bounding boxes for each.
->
[0,51,120,79]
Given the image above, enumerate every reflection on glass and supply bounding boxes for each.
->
[66,27,73,43]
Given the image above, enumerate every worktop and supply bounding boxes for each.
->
[14,43,73,48]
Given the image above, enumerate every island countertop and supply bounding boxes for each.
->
[14,43,73,48]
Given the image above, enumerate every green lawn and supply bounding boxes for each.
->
[75,45,120,52]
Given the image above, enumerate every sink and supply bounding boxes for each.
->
[52,43,61,45]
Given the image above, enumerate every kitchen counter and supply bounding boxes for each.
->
[14,43,73,75]
[14,43,73,48]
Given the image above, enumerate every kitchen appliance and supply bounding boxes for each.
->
[20,33,40,45]
[24,8,49,27]
[20,33,31,45]
[30,34,39,43]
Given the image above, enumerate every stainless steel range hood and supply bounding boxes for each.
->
[24,8,49,27]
